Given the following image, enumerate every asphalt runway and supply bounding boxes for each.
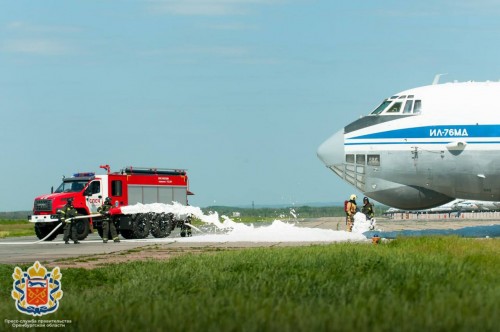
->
[0,220,336,265]
[1,218,498,265]
[0,233,161,264]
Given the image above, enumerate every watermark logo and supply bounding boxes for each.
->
[11,261,63,316]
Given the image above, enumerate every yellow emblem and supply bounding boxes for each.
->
[11,261,63,316]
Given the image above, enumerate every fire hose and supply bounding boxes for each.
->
[0,214,102,245]
[0,214,203,245]
[35,214,102,243]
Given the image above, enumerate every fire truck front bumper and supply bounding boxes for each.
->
[29,215,60,223]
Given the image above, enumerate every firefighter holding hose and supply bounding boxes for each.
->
[60,198,80,244]
[98,197,120,243]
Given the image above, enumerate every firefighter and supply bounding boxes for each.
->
[97,197,120,243]
[362,197,374,220]
[346,194,357,232]
[180,214,192,237]
[60,198,80,244]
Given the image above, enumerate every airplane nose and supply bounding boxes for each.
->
[317,129,344,166]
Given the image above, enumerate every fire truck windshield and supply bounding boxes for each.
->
[54,180,88,193]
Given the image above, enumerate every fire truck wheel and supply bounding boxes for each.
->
[130,214,151,239]
[34,223,59,241]
[119,229,134,239]
[151,216,172,238]
[71,219,90,241]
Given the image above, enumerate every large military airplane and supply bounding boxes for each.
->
[384,199,500,214]
[317,80,500,210]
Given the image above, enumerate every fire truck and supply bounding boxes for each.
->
[29,165,193,241]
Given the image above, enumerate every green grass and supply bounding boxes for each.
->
[0,220,34,238]
[0,237,498,331]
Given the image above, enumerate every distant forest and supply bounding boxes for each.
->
[1,204,387,220]
[0,211,31,220]
[202,205,386,219]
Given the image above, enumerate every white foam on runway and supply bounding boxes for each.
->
[120,203,372,243]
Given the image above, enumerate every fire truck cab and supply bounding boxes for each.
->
[29,165,192,241]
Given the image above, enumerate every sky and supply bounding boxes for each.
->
[2,0,500,211]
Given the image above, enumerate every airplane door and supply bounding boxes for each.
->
[85,180,103,213]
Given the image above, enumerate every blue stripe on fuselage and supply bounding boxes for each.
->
[345,141,500,146]
[350,125,500,140]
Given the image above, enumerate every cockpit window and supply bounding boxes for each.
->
[413,100,422,113]
[386,102,402,113]
[370,98,422,115]
[370,100,392,115]
[403,100,413,113]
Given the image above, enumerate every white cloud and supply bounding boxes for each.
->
[2,39,71,55]
[178,45,249,56]
[139,44,282,66]
[1,21,80,56]
[206,22,258,30]
[147,0,284,16]
[376,1,500,18]
[140,45,249,58]
[452,0,500,14]
[6,21,81,34]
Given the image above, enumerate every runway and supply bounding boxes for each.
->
[1,217,498,267]
[0,219,342,265]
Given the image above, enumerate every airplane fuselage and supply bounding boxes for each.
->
[318,82,500,210]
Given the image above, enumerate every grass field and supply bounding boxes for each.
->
[0,237,498,331]
[0,220,34,238]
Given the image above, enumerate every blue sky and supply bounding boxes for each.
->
[2,0,500,211]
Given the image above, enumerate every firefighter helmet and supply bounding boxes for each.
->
[350,194,357,201]
[104,197,111,204]
[66,197,74,205]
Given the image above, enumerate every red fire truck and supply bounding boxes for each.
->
[29,165,193,241]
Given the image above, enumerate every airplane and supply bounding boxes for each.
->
[383,199,496,214]
[452,200,479,212]
[317,80,500,210]
[384,198,500,215]
[455,199,500,211]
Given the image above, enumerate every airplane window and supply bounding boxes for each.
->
[370,100,392,115]
[408,95,414,98]
[367,155,380,166]
[356,154,365,165]
[403,100,414,113]
[385,102,402,113]
[398,95,407,99]
[346,154,355,163]
[413,100,422,113]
